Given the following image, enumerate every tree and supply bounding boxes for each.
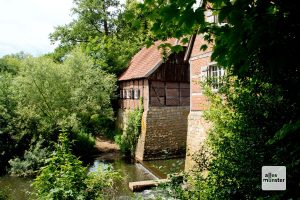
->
[137,0,300,199]
[0,74,17,174]
[50,0,152,75]
[0,52,30,74]
[12,48,116,138]
[50,0,120,54]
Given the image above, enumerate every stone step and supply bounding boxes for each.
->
[128,179,169,192]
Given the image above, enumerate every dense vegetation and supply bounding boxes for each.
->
[33,133,120,200]
[0,48,115,174]
[0,0,149,198]
[138,0,300,199]
[49,0,152,75]
[1,0,299,199]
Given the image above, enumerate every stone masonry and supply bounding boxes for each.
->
[135,106,189,161]
[184,111,210,171]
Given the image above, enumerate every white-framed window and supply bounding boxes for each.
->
[208,64,224,90]
[133,89,140,99]
[201,63,224,91]
[205,10,218,23]
[123,90,126,99]
[126,89,132,99]
[205,10,227,26]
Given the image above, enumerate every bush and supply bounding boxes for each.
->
[9,138,51,177]
[71,131,96,157]
[0,188,10,200]
[115,101,143,158]
[85,164,121,199]
[33,133,120,200]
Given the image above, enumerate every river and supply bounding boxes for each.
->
[0,152,184,199]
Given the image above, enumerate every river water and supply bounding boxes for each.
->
[0,152,184,199]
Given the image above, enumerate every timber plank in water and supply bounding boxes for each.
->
[128,179,168,192]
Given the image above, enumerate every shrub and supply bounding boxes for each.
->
[115,101,143,158]
[9,138,51,177]
[0,188,10,200]
[168,75,300,199]
[71,131,96,157]
[33,133,120,200]
[85,164,121,199]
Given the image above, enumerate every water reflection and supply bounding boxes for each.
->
[88,152,157,198]
[0,175,33,200]
[0,153,184,200]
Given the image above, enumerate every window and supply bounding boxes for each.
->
[201,63,224,91]
[126,89,132,99]
[205,10,217,23]
[208,65,224,90]
[123,90,126,99]
[133,89,140,99]
[205,10,227,25]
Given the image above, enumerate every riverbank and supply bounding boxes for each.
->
[95,136,119,153]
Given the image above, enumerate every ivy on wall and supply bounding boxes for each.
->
[115,98,144,158]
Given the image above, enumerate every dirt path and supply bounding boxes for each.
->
[95,136,119,153]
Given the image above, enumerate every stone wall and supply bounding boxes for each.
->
[184,111,211,171]
[116,109,131,131]
[135,106,189,161]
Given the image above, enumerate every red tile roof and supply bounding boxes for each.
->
[118,38,178,81]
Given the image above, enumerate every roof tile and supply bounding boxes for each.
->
[118,38,178,81]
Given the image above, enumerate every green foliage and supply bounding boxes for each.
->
[0,73,20,174]
[71,131,96,157]
[115,100,143,158]
[0,55,23,75]
[157,173,198,200]
[0,49,116,173]
[0,189,10,200]
[85,164,121,199]
[169,75,300,199]
[32,133,121,200]
[138,0,300,199]
[12,48,116,138]
[50,0,151,74]
[9,138,51,177]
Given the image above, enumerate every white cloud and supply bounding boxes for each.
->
[0,0,73,57]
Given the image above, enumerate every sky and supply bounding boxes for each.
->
[0,0,74,57]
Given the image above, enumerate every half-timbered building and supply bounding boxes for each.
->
[117,38,190,161]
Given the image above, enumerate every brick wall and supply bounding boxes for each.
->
[185,111,211,171]
[135,106,189,160]
[190,51,212,111]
